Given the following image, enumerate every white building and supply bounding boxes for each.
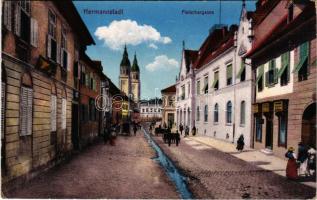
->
[175,47,198,130]
[140,99,162,121]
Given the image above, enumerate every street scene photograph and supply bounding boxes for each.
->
[1,0,316,199]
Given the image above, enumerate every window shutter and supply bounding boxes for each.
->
[227,64,232,79]
[67,51,70,71]
[1,82,6,139]
[273,68,278,84]
[20,87,28,136]
[51,95,57,132]
[4,1,12,31]
[265,71,269,87]
[47,35,52,59]
[60,48,64,67]
[61,98,66,129]
[26,88,33,135]
[14,3,21,36]
[56,43,60,64]
[30,18,38,47]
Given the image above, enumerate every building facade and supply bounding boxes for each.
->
[1,0,95,189]
[245,0,316,157]
[175,47,198,131]
[140,99,162,122]
[161,84,176,129]
[119,46,140,104]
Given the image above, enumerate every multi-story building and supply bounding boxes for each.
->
[119,45,140,104]
[175,46,198,131]
[161,84,176,129]
[78,55,103,148]
[140,99,162,122]
[1,0,95,189]
[245,0,316,157]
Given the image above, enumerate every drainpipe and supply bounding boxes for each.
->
[232,31,237,144]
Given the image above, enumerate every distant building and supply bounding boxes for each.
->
[140,99,162,121]
[161,84,176,129]
[119,45,140,104]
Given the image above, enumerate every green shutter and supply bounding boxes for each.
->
[293,42,309,73]
[265,71,269,87]
[256,65,264,83]
[236,62,246,79]
[227,64,232,79]
[211,72,219,88]
[277,52,290,78]
[273,68,278,84]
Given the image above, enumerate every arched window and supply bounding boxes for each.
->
[196,106,200,121]
[20,73,33,136]
[214,103,219,123]
[226,101,232,124]
[204,105,208,122]
[240,101,245,125]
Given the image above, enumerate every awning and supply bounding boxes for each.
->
[293,55,308,73]
[211,79,218,88]
[277,63,288,78]
[236,62,245,78]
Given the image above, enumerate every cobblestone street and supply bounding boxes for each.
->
[4,131,179,199]
[149,129,316,199]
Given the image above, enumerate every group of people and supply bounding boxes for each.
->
[178,123,196,137]
[285,142,316,180]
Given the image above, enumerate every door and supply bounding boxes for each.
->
[167,113,174,129]
[265,115,273,149]
[71,103,79,150]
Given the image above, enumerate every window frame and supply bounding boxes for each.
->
[226,101,232,124]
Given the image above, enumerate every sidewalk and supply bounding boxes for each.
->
[187,136,316,188]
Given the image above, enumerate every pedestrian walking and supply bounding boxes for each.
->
[167,129,172,147]
[297,142,309,176]
[133,124,137,136]
[184,126,189,137]
[191,126,196,136]
[175,130,180,146]
[308,147,316,176]
[285,147,298,180]
[236,134,245,152]
[179,123,184,135]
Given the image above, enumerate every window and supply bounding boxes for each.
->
[280,52,290,86]
[3,1,12,31]
[61,98,67,129]
[47,10,57,62]
[20,86,33,136]
[89,98,95,121]
[181,85,185,100]
[196,80,200,95]
[204,105,208,122]
[18,1,31,43]
[298,42,310,81]
[146,108,148,112]
[196,106,200,121]
[278,113,287,147]
[226,64,232,86]
[265,59,277,86]
[204,76,208,94]
[212,71,219,90]
[256,65,264,92]
[61,26,68,69]
[214,103,218,123]
[255,116,262,142]
[142,109,145,113]
[240,101,245,125]
[226,101,232,124]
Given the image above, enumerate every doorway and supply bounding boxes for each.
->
[302,103,316,148]
[167,113,174,129]
[265,115,273,150]
[71,103,79,150]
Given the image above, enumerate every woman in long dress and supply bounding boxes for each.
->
[285,147,298,180]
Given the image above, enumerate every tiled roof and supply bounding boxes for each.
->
[161,84,176,93]
[184,50,198,72]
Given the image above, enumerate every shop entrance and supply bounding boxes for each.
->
[265,115,273,150]
[301,103,316,148]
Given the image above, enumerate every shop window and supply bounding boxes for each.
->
[278,113,287,147]
[255,116,262,142]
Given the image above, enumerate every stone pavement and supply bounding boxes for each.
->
[190,136,316,188]
[149,130,316,199]
[4,131,179,199]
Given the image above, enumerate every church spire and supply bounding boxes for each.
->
[120,44,131,67]
[131,52,140,72]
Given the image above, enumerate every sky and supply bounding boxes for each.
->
[74,1,256,99]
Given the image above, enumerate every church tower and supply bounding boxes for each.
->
[131,52,140,103]
[119,45,131,96]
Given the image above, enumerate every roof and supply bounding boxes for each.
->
[194,25,237,69]
[161,84,176,93]
[54,0,95,46]
[252,0,280,26]
[184,50,198,72]
[120,45,131,67]
[245,1,316,59]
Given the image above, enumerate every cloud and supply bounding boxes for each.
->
[148,43,158,49]
[146,55,178,72]
[95,19,172,50]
